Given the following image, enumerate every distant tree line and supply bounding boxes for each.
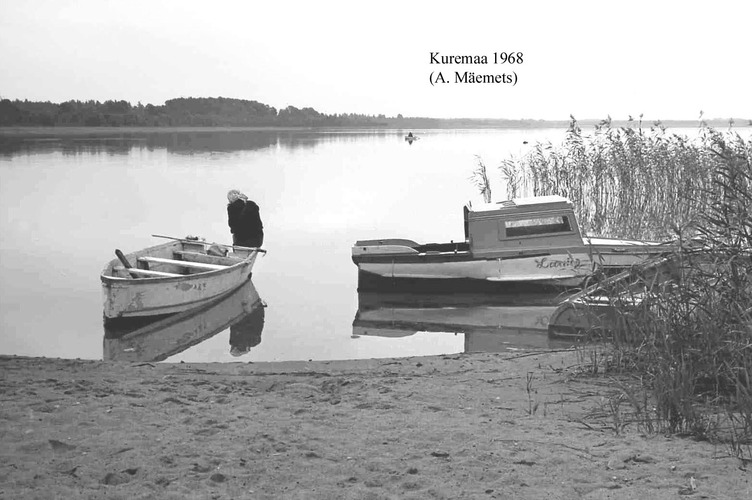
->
[1,96,744,129]
[0,97,400,127]
[0,96,574,129]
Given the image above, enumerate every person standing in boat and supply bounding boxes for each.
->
[227,189,264,248]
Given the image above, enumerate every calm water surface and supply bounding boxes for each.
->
[1,127,591,362]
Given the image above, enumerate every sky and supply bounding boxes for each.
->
[1,0,750,121]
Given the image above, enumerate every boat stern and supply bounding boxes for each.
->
[351,239,421,264]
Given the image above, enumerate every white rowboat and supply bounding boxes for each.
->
[101,236,264,320]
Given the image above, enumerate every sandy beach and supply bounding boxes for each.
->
[1,351,749,499]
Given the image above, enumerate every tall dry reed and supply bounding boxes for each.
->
[484,119,752,455]
[609,131,749,452]
[496,117,745,240]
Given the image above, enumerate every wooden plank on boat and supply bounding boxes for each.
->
[138,256,228,271]
[173,251,239,266]
[114,266,182,278]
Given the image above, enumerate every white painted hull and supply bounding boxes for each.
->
[358,252,592,285]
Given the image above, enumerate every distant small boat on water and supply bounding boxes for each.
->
[405,132,419,143]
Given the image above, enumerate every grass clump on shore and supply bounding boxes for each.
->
[480,117,752,457]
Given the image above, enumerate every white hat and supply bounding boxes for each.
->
[227,189,248,203]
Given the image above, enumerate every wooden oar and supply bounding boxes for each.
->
[115,249,140,278]
[151,234,267,253]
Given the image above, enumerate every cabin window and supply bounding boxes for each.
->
[502,216,572,238]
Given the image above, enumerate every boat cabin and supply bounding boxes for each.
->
[464,195,583,257]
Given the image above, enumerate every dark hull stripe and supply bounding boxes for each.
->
[357,271,584,296]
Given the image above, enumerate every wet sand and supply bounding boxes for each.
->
[1,351,749,499]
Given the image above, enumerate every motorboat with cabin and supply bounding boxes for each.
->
[352,195,675,293]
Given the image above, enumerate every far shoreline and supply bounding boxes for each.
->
[1,119,746,138]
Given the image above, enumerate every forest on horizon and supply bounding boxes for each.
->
[0,96,745,129]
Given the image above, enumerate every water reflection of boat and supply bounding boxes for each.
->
[352,292,574,352]
[103,278,265,362]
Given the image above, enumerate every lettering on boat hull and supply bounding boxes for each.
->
[359,253,593,283]
[534,256,584,270]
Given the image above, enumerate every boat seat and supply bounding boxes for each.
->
[173,250,238,266]
[114,266,182,278]
[138,256,228,271]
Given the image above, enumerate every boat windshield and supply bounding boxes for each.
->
[503,216,572,238]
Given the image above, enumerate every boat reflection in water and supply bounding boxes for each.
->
[103,278,265,362]
[352,292,574,352]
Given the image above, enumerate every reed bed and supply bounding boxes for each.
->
[596,136,751,457]
[478,118,752,457]
[496,117,749,241]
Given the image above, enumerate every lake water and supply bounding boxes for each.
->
[0,127,612,362]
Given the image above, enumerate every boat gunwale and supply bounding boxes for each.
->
[100,240,259,285]
[353,241,676,262]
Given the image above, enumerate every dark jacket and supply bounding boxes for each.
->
[227,199,264,247]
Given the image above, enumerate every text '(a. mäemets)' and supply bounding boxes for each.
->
[428,51,523,86]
